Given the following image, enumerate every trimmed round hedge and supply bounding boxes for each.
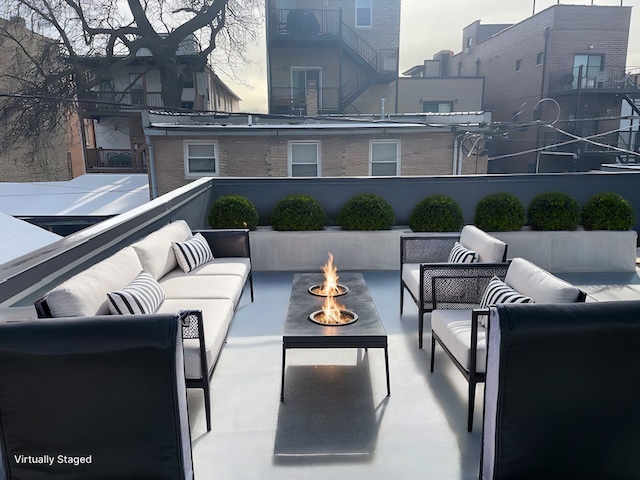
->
[270,194,326,231]
[474,192,525,232]
[527,191,580,231]
[208,195,259,230]
[581,192,635,231]
[337,193,394,230]
[409,195,464,232]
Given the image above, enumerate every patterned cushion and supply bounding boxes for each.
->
[478,276,533,327]
[172,233,214,273]
[107,271,165,315]
[448,242,478,263]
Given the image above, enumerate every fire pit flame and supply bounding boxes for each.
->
[308,253,357,326]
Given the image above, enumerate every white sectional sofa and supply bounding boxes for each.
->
[34,220,253,431]
[430,257,586,432]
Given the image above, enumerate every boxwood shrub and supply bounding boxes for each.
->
[208,194,259,230]
[409,195,464,232]
[581,192,635,230]
[527,192,580,231]
[474,192,525,232]
[337,193,394,230]
[270,194,326,231]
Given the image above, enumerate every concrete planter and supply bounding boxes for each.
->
[491,229,638,273]
[249,227,409,271]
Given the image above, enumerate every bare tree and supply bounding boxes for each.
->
[0,0,261,153]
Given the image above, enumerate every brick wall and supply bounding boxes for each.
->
[151,129,466,196]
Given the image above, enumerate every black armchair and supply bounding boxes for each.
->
[0,313,193,480]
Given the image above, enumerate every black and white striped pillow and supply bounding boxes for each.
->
[447,242,478,263]
[478,276,533,327]
[107,271,165,315]
[172,233,214,273]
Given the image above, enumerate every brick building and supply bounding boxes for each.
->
[142,111,491,196]
[441,4,639,173]
[266,0,399,115]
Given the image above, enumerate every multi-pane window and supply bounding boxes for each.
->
[184,141,218,178]
[370,141,400,176]
[289,141,320,177]
[515,59,522,72]
[355,0,372,28]
[422,102,453,113]
[536,52,544,66]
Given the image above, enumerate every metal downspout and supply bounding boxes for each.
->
[145,135,158,199]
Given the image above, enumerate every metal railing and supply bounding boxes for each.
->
[549,65,640,93]
[267,8,340,36]
[270,87,339,114]
[81,91,164,111]
[85,148,147,173]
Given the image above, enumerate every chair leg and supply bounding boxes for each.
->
[430,335,436,372]
[418,307,424,349]
[467,379,476,432]
[400,282,404,314]
[203,385,212,432]
[249,272,255,302]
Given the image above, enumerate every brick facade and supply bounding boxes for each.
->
[150,127,472,196]
[444,5,632,173]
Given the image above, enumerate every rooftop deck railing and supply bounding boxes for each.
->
[2,173,639,308]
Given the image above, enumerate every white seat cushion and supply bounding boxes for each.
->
[188,258,251,281]
[432,309,487,373]
[159,270,245,305]
[131,220,193,280]
[402,263,421,302]
[156,298,235,379]
[45,247,143,317]
[505,257,581,303]
[460,225,506,263]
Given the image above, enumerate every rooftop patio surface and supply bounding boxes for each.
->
[186,267,640,479]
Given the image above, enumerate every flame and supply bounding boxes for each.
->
[321,294,346,324]
[318,252,346,324]
[320,253,340,296]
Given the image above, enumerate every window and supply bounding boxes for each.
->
[422,102,453,113]
[573,54,604,88]
[289,141,320,177]
[355,0,372,28]
[184,141,218,178]
[370,141,400,176]
[466,36,473,48]
[515,59,522,72]
[536,52,544,66]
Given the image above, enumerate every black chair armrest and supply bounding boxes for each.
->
[400,234,460,266]
[193,229,251,258]
[425,263,509,311]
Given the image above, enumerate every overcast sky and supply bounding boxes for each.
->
[224,0,639,112]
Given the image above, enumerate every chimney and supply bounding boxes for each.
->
[305,79,318,117]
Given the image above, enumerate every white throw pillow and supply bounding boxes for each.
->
[107,271,165,315]
[172,233,214,273]
[448,241,478,263]
[478,276,533,327]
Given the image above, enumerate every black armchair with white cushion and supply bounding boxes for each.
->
[0,313,193,480]
[400,225,508,348]
[481,301,640,479]
[430,257,587,432]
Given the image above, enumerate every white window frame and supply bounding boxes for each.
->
[355,0,372,28]
[183,140,219,179]
[369,140,400,176]
[288,140,321,177]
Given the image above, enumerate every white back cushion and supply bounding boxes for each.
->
[131,220,192,279]
[460,225,506,263]
[505,257,582,303]
[46,247,143,317]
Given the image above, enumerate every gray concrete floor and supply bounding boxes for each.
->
[187,268,640,479]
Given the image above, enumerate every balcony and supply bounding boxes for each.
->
[548,65,640,95]
[81,91,164,113]
[267,8,341,47]
[270,87,340,115]
[1,175,640,478]
[85,148,148,174]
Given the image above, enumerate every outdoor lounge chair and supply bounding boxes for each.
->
[0,312,193,480]
[482,301,640,479]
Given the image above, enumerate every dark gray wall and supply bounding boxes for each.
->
[209,173,640,232]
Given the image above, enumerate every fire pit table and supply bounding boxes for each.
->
[280,273,390,402]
